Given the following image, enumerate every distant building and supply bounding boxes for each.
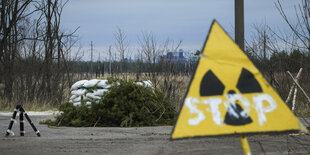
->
[124,57,133,62]
[160,49,187,63]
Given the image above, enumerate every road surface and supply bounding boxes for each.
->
[0,112,309,155]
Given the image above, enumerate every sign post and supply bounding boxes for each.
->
[240,136,251,155]
[235,0,244,51]
[235,1,250,153]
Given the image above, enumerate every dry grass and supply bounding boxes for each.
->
[95,73,191,111]
[1,72,309,116]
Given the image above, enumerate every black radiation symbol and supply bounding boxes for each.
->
[200,68,262,126]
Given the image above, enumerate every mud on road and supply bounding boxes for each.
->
[0,112,309,155]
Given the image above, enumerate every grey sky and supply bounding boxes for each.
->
[61,0,298,60]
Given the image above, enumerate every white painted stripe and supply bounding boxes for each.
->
[7,130,14,136]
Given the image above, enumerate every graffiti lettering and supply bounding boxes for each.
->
[185,97,205,125]
[253,94,277,125]
[185,93,277,126]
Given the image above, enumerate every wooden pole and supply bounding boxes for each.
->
[285,68,303,104]
[235,0,244,51]
[287,71,310,104]
[235,1,250,154]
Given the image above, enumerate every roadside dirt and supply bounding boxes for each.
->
[0,112,309,155]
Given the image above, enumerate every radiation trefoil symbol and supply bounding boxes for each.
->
[200,68,269,126]
[201,68,259,126]
[171,20,302,139]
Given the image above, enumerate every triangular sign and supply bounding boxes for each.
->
[171,20,303,139]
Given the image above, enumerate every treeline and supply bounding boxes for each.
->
[69,60,198,77]
[1,0,310,115]
[0,0,78,108]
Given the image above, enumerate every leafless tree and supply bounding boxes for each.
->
[114,27,128,74]
[0,0,79,108]
[276,0,310,54]
[0,0,36,99]
[138,31,160,72]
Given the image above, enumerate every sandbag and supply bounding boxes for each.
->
[93,89,108,96]
[86,101,92,106]
[71,96,82,102]
[136,82,143,86]
[83,79,100,88]
[71,89,86,96]
[86,93,101,100]
[97,80,108,88]
[143,80,153,87]
[73,102,81,106]
[71,80,88,90]
[69,94,78,100]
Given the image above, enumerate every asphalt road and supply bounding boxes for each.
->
[0,112,309,155]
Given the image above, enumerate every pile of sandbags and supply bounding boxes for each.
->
[69,79,110,106]
[69,79,153,106]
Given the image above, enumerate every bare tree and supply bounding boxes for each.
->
[114,27,128,74]
[0,0,79,108]
[0,0,35,99]
[246,22,283,87]
[138,32,160,70]
[276,0,310,54]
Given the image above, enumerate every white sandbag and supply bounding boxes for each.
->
[93,89,108,96]
[97,80,108,88]
[83,79,100,88]
[73,102,81,106]
[71,80,88,90]
[100,81,118,89]
[82,96,89,101]
[143,80,153,87]
[69,94,79,100]
[73,101,93,106]
[136,82,143,86]
[86,93,101,100]
[71,96,82,102]
[71,89,86,96]
[104,84,112,89]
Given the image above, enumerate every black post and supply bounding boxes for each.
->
[235,0,244,51]
[20,107,41,137]
[20,111,24,136]
[5,105,21,137]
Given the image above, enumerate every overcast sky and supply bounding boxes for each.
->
[60,0,298,60]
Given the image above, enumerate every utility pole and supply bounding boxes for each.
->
[90,41,94,73]
[235,0,244,51]
[91,41,93,62]
[109,45,112,74]
[98,51,101,62]
[263,30,267,60]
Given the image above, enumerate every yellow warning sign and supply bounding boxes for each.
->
[171,20,303,139]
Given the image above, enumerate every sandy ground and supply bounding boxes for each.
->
[0,112,310,155]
